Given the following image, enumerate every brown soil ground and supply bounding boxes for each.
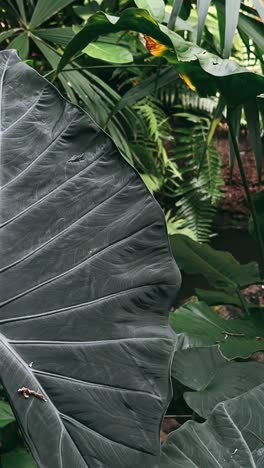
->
[216,130,264,229]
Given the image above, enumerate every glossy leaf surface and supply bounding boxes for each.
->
[0,50,180,468]
[172,346,264,418]
[169,234,260,291]
[169,301,264,358]
[158,382,264,467]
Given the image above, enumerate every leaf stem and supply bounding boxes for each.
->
[228,119,264,279]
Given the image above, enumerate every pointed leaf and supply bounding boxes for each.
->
[244,99,263,182]
[30,0,75,29]
[0,50,180,468]
[134,0,165,22]
[223,0,241,58]
[197,0,211,45]
[0,29,20,45]
[167,0,184,30]
[6,32,29,60]
[227,105,242,177]
[34,27,74,47]
[15,0,26,23]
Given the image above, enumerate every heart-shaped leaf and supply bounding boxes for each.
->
[0,50,180,468]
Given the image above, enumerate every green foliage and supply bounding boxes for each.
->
[172,346,264,418]
[1,1,264,466]
[159,380,264,467]
[169,234,261,290]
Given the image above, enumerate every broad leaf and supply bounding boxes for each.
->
[134,0,165,22]
[172,346,264,418]
[0,50,180,468]
[169,234,260,290]
[58,9,264,105]
[159,382,264,467]
[83,42,133,64]
[169,301,264,358]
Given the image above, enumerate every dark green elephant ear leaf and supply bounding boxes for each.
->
[0,50,180,468]
[158,382,264,468]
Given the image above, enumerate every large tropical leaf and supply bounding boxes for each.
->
[169,234,260,291]
[0,50,180,468]
[169,301,264,359]
[172,345,264,418]
[158,381,264,467]
[57,8,264,105]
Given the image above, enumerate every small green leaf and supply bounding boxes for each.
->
[83,42,133,64]
[7,32,29,60]
[134,0,165,22]
[0,29,19,45]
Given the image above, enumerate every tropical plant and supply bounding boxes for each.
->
[163,233,264,467]
[0,49,180,467]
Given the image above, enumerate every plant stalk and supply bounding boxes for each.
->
[228,120,264,279]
